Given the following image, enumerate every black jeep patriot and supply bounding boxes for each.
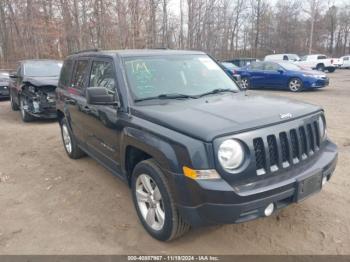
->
[56,50,338,241]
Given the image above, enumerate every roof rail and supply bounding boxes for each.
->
[72,48,100,55]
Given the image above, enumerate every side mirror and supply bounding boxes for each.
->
[277,69,284,74]
[86,87,120,106]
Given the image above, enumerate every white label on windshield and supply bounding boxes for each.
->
[198,57,220,70]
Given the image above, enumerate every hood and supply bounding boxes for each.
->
[131,93,321,142]
[296,70,325,76]
[23,76,59,87]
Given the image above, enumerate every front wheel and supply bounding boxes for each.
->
[10,91,19,111]
[131,159,190,241]
[288,78,303,92]
[19,96,33,122]
[327,67,335,73]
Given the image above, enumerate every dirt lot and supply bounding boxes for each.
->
[0,70,349,255]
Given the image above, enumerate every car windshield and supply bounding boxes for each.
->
[279,62,303,71]
[24,61,62,77]
[123,55,239,101]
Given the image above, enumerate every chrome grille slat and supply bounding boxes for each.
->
[253,120,320,175]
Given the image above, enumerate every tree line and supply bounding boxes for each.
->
[0,0,349,68]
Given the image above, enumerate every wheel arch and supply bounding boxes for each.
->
[121,127,182,186]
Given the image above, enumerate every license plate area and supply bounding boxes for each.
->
[296,172,322,202]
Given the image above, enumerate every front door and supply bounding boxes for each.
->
[263,62,286,88]
[84,58,122,174]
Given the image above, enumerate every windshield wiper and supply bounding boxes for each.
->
[197,88,238,98]
[135,93,198,102]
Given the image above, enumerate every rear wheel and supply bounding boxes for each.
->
[131,159,190,241]
[10,91,19,111]
[241,77,250,89]
[19,96,33,122]
[316,64,325,72]
[59,118,85,159]
[288,78,303,92]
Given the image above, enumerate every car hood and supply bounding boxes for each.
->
[290,69,325,76]
[23,76,59,87]
[131,93,321,142]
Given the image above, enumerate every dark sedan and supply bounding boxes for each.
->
[9,59,62,122]
[237,61,329,92]
[0,70,10,99]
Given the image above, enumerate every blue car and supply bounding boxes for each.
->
[237,61,329,92]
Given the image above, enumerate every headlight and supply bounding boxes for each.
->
[318,115,326,141]
[218,139,244,172]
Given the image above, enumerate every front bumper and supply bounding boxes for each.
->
[173,141,337,226]
[0,86,9,97]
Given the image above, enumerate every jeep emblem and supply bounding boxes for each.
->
[280,113,293,119]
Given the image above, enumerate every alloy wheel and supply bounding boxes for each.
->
[135,174,165,231]
[62,124,72,154]
[20,98,26,118]
[289,79,301,92]
[241,78,249,89]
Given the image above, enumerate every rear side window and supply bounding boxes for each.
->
[71,60,89,89]
[59,59,73,88]
[250,62,264,70]
[89,61,116,93]
[264,62,280,71]
[344,57,349,61]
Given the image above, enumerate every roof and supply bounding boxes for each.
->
[69,49,206,58]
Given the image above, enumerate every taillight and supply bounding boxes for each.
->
[232,69,236,74]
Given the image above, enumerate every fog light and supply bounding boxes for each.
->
[322,176,327,186]
[264,203,274,216]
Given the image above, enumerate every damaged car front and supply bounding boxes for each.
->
[9,60,62,122]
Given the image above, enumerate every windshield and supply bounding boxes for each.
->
[24,61,62,77]
[123,55,239,101]
[279,62,303,71]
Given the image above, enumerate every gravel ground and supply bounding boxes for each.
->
[0,70,349,255]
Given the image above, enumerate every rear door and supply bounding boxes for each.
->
[247,62,265,88]
[64,58,91,143]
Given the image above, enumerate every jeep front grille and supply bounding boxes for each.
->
[253,120,321,175]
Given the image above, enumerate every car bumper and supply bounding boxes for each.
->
[171,141,337,226]
[305,78,329,88]
[0,87,9,97]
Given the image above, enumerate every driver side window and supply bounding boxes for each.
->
[89,60,116,94]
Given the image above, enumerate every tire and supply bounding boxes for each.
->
[316,64,325,72]
[327,67,335,73]
[19,95,33,122]
[131,159,190,241]
[241,77,250,89]
[10,91,19,111]
[288,78,303,92]
[59,118,85,159]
